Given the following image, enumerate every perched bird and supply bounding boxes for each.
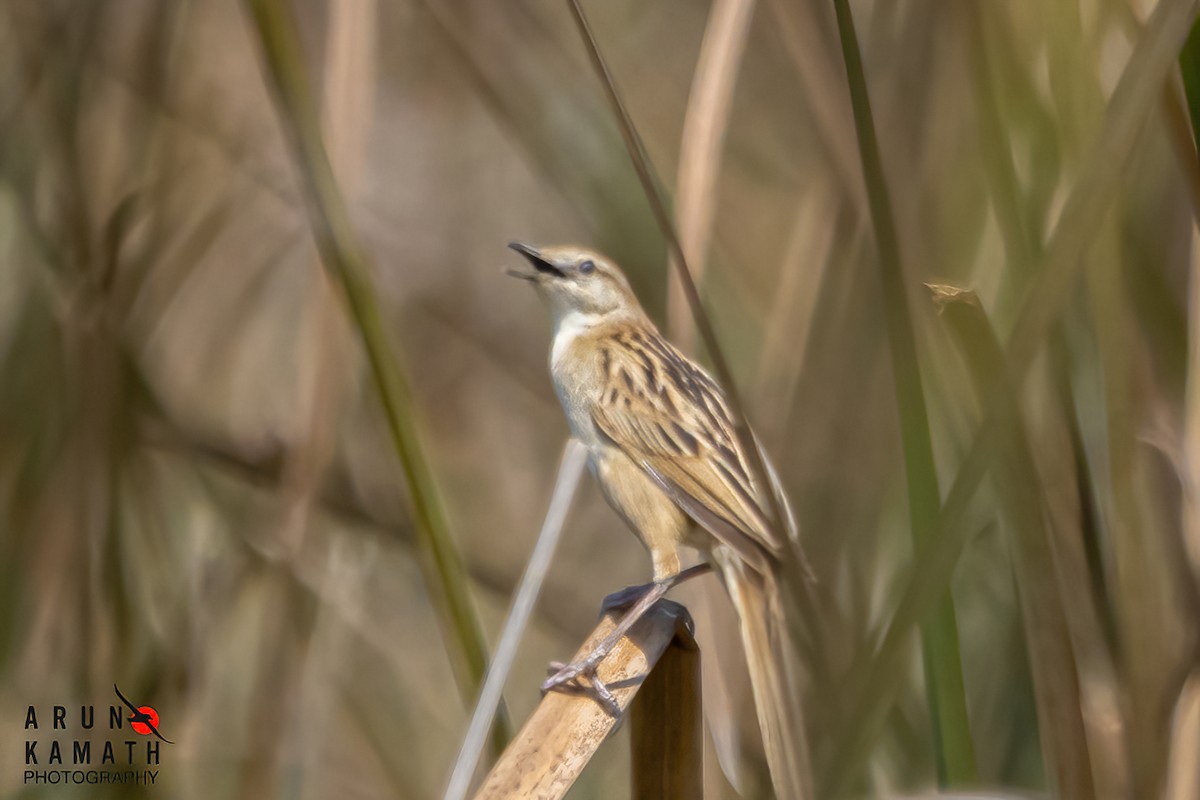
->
[508,242,813,800]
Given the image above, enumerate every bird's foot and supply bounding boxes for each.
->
[601,564,714,616]
[542,655,620,716]
[599,582,656,615]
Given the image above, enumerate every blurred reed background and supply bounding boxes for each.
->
[1,0,1199,798]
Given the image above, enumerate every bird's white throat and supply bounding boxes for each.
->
[550,309,606,366]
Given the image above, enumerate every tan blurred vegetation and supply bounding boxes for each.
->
[1,0,1199,798]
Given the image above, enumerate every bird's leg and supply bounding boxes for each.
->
[542,562,713,715]
[542,579,670,714]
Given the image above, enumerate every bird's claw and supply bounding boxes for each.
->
[541,657,620,716]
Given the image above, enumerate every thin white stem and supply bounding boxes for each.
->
[441,439,589,800]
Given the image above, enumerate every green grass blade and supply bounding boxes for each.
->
[830,0,977,786]
[824,0,1200,792]
[243,0,511,752]
[1172,16,1200,221]
[1178,17,1200,140]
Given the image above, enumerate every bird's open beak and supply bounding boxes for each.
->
[507,241,564,281]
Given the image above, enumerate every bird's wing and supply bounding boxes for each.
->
[591,328,790,569]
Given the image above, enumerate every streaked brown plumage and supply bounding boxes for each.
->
[582,320,787,575]
[508,242,812,800]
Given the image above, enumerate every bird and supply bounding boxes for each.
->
[507,241,813,800]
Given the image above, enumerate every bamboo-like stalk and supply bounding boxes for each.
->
[471,601,700,800]
[830,0,977,785]
[631,620,704,800]
[243,0,510,750]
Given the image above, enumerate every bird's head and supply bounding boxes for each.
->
[506,242,644,326]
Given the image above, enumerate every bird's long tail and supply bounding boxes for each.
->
[722,559,813,800]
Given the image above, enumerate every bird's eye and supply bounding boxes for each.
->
[579,260,595,274]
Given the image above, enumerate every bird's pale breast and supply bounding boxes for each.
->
[549,323,696,579]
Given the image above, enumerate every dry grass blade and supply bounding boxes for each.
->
[471,601,699,800]
[241,0,372,764]
[320,0,375,187]
[1185,78,1200,605]
[1165,668,1200,799]
[1002,0,1197,377]
[407,0,660,279]
[1173,0,1200,221]
[404,0,589,225]
[274,0,373,569]
[1162,79,1200,221]
[1177,54,1200,790]
[830,0,976,784]
[763,0,862,206]
[754,186,843,432]
[443,440,588,800]
[242,0,510,748]
[1086,199,1183,796]
[670,0,756,346]
[929,284,1095,798]
[963,8,1131,793]
[826,0,1200,790]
